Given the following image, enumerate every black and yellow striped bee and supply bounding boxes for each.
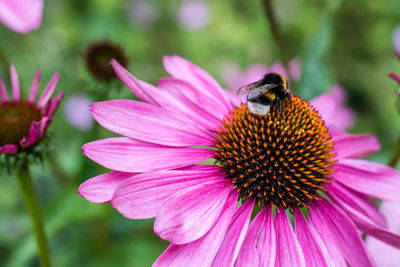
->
[237,73,291,116]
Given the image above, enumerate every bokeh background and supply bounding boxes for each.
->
[1,0,400,266]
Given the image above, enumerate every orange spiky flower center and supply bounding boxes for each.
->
[0,101,42,147]
[214,96,336,209]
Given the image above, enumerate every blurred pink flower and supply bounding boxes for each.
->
[178,0,210,31]
[366,201,400,267]
[64,94,93,131]
[0,0,43,33]
[79,55,400,266]
[393,26,400,54]
[0,65,63,154]
[129,0,157,29]
[389,52,400,86]
[221,59,301,92]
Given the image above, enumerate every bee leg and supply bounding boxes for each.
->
[285,91,292,100]
[276,98,283,118]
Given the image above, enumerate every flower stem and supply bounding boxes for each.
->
[388,132,400,168]
[261,0,293,89]
[17,167,51,267]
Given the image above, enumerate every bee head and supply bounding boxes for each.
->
[263,73,288,91]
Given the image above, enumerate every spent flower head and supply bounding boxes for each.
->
[79,56,400,266]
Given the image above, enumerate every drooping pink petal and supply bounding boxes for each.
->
[331,129,380,159]
[235,206,275,267]
[154,180,232,244]
[82,137,214,172]
[211,199,254,267]
[163,55,232,112]
[335,158,400,200]
[294,208,346,267]
[78,171,135,203]
[10,65,20,102]
[0,0,43,33]
[327,182,387,228]
[153,191,238,267]
[0,144,18,154]
[328,183,400,249]
[274,207,306,267]
[28,69,41,103]
[111,166,224,219]
[0,77,8,102]
[91,100,214,147]
[38,73,60,108]
[309,200,375,267]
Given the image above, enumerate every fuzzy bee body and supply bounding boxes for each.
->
[237,73,291,116]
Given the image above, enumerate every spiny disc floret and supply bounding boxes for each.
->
[214,96,336,209]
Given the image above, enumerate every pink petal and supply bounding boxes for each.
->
[153,191,238,267]
[335,158,400,200]
[311,86,355,130]
[19,120,41,149]
[235,206,275,267]
[0,144,18,154]
[111,166,224,219]
[78,171,135,203]
[327,182,387,228]
[332,129,380,159]
[389,73,400,85]
[0,0,43,33]
[10,65,20,102]
[366,236,400,267]
[110,59,159,105]
[28,69,41,103]
[82,137,214,172]
[211,199,254,267]
[48,91,64,116]
[91,100,214,147]
[274,207,306,267]
[163,55,232,112]
[328,184,400,249]
[154,180,232,244]
[294,208,346,267]
[38,73,60,108]
[157,78,226,124]
[0,77,8,102]
[309,200,375,267]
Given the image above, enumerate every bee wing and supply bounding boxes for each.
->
[236,82,278,95]
[236,84,254,95]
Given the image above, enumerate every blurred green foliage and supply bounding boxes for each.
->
[1,0,400,266]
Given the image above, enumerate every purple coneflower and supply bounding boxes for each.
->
[64,94,93,131]
[79,55,400,266]
[0,0,43,33]
[0,65,62,155]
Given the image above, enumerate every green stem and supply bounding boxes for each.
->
[261,0,294,90]
[17,167,51,267]
[388,132,400,168]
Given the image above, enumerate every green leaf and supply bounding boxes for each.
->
[297,0,342,99]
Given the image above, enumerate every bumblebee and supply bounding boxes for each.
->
[237,73,291,116]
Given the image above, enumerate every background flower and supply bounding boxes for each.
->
[0,0,43,33]
[0,65,62,154]
[177,0,210,31]
[63,94,93,131]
